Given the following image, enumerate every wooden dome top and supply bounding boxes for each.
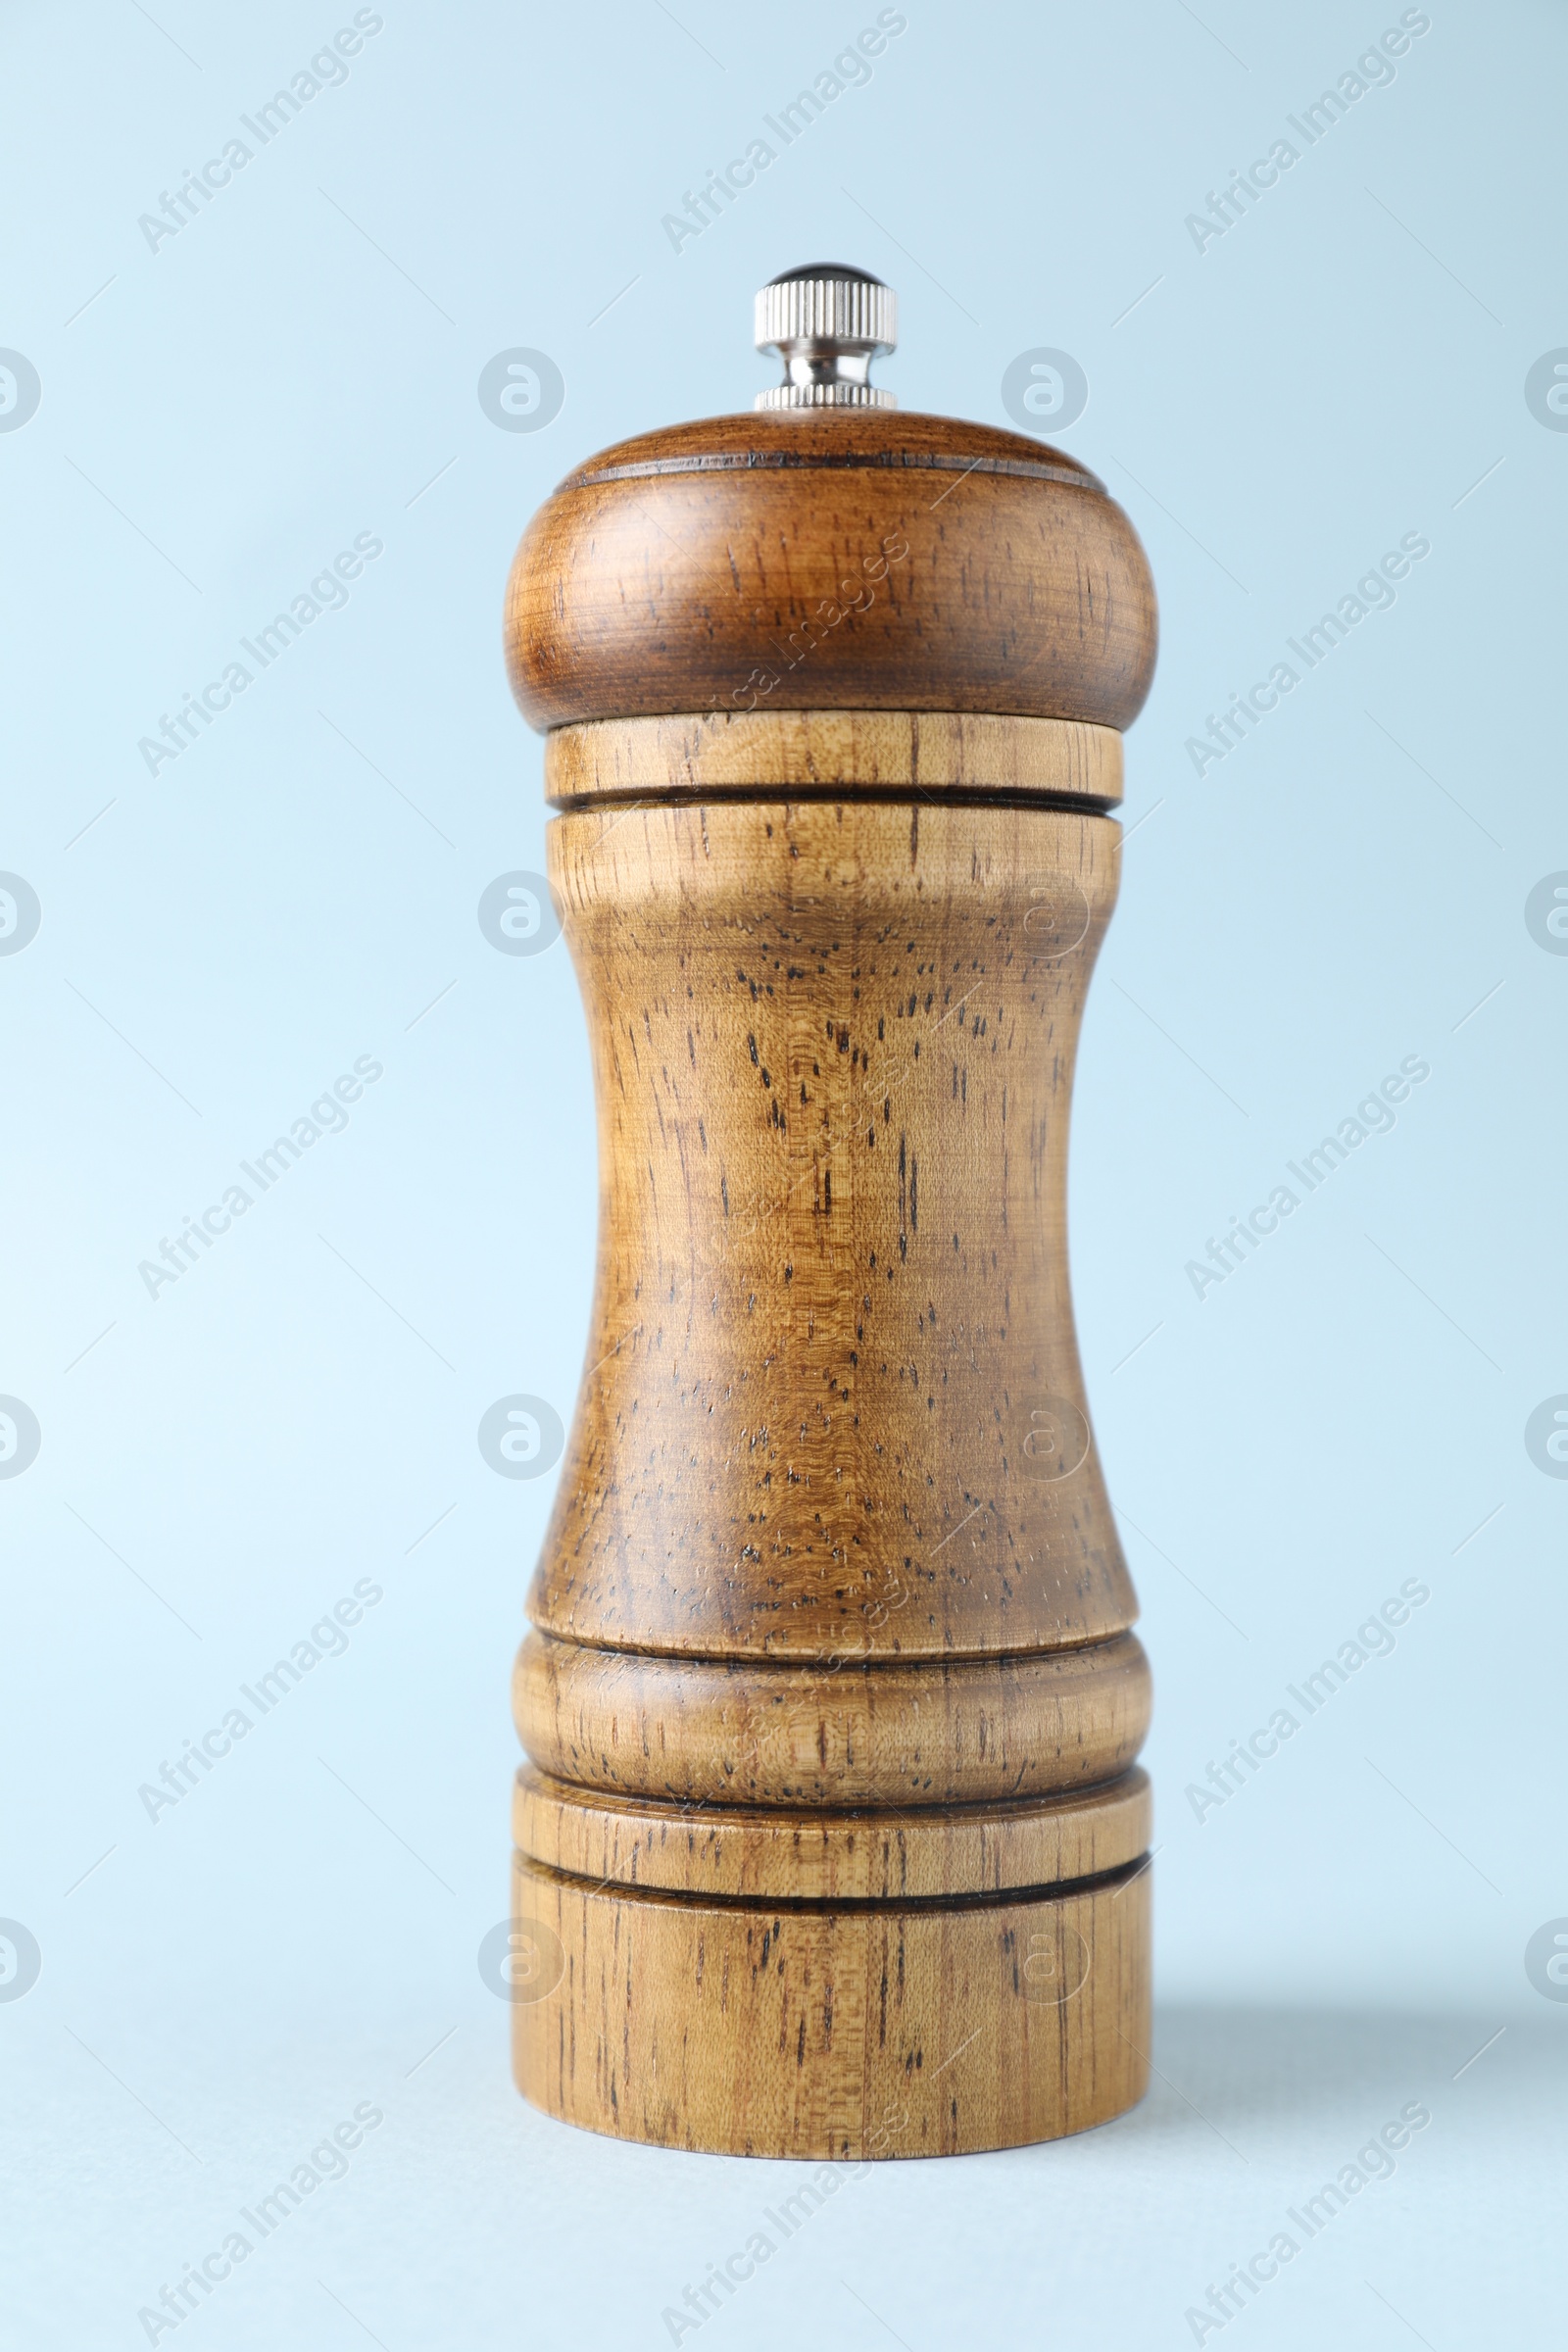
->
[504,404,1157,736]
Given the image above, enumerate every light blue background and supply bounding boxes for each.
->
[2,2,1564,2345]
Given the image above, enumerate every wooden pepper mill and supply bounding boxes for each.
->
[504,266,1157,2157]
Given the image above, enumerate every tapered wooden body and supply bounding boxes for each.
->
[504,385,1157,2156]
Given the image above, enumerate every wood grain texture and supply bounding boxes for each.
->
[528,796,1131,1661]
[544,709,1123,808]
[511,1844,1151,2157]
[502,380,1158,2155]
[505,408,1156,733]
[514,1764,1151,1900]
[514,1630,1151,1807]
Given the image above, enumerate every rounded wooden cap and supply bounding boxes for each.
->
[505,403,1157,737]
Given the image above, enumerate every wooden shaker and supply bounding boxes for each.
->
[503,266,1158,2157]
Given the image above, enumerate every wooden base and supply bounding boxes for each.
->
[511,1769,1151,2157]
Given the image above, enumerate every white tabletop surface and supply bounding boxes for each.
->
[7,2003,1561,2350]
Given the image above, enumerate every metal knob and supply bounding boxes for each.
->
[754,264,897,410]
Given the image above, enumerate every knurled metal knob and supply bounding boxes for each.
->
[754,263,897,410]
